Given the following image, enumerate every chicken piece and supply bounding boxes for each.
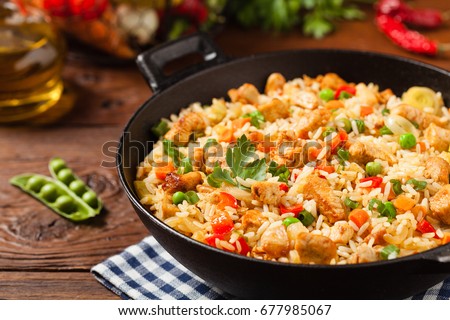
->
[377,88,394,104]
[251,181,284,206]
[297,108,331,139]
[354,244,377,263]
[364,228,386,246]
[303,175,346,223]
[241,209,267,233]
[391,104,447,129]
[294,233,337,264]
[320,73,347,90]
[164,112,206,146]
[349,140,397,166]
[257,98,290,122]
[290,89,319,110]
[265,73,286,95]
[429,184,450,225]
[162,193,179,218]
[259,224,290,258]
[228,83,260,105]
[328,221,355,244]
[424,156,450,185]
[356,83,378,106]
[424,123,450,152]
[163,172,203,193]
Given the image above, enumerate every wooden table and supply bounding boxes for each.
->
[1,1,449,299]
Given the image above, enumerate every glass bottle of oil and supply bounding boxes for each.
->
[0,0,66,123]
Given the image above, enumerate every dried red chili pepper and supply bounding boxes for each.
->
[375,14,441,56]
[375,0,448,29]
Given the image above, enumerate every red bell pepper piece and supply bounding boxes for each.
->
[217,192,238,210]
[360,177,383,188]
[417,220,439,238]
[280,203,304,215]
[279,184,289,192]
[334,85,356,99]
[235,237,250,256]
[211,211,234,235]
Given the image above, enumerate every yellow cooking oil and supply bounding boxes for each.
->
[0,2,66,123]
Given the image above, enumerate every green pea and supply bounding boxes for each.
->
[319,88,335,102]
[55,195,76,213]
[69,180,86,196]
[282,216,300,227]
[50,158,66,174]
[40,184,58,202]
[172,191,187,205]
[82,191,98,208]
[26,176,45,193]
[57,168,75,185]
[366,162,382,176]
[399,133,416,149]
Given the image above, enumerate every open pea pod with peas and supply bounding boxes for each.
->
[48,157,103,214]
[10,174,98,221]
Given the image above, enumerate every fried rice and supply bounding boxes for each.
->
[134,72,450,265]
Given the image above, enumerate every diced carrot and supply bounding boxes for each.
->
[442,233,450,245]
[154,162,175,180]
[232,117,251,130]
[216,125,235,142]
[315,165,335,174]
[248,131,264,143]
[417,141,427,153]
[411,205,427,219]
[393,195,416,212]
[325,100,344,110]
[349,209,370,228]
[308,147,321,161]
[360,105,374,117]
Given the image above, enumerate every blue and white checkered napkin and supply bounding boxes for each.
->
[92,236,449,300]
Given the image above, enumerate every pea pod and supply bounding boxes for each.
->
[48,158,103,213]
[9,174,98,221]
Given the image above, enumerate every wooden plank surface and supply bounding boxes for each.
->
[1,1,449,299]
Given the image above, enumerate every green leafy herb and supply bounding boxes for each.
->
[381,108,390,116]
[268,161,290,183]
[207,163,236,188]
[177,157,193,175]
[242,110,265,128]
[207,135,268,189]
[163,139,184,167]
[225,0,366,38]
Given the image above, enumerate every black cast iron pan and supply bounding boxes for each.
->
[118,33,450,299]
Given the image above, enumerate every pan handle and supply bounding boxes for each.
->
[419,245,450,274]
[136,32,227,93]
